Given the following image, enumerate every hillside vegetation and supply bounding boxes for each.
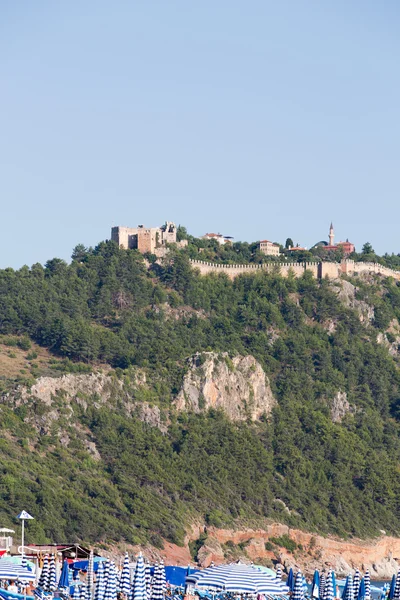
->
[1,241,400,548]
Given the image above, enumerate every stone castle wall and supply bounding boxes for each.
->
[190,259,400,281]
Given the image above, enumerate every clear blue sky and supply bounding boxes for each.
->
[1,1,399,268]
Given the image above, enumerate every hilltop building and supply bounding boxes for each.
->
[259,240,280,256]
[315,223,355,256]
[201,233,233,245]
[111,221,180,254]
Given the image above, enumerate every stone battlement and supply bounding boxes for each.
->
[189,259,400,281]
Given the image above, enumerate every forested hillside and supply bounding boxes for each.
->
[1,240,400,549]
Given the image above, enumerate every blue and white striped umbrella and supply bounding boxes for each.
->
[48,555,57,592]
[292,571,305,600]
[275,566,282,581]
[159,561,166,596]
[0,560,36,582]
[353,570,361,600]
[104,562,118,600]
[186,564,289,595]
[132,554,147,600]
[151,564,164,600]
[393,571,400,600]
[145,563,151,598]
[95,560,106,600]
[120,554,131,596]
[38,555,50,589]
[344,575,354,600]
[80,585,89,600]
[323,571,334,600]
[364,571,371,600]
[320,574,326,599]
[88,551,95,600]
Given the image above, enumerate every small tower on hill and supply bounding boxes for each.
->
[329,222,334,247]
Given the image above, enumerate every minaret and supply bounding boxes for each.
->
[329,222,334,246]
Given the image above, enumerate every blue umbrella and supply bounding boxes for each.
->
[287,569,294,592]
[358,579,366,600]
[59,560,70,590]
[389,575,396,600]
[292,572,305,600]
[332,572,337,599]
[120,554,130,596]
[364,571,370,600]
[311,570,320,599]
[343,575,354,600]
[132,554,147,600]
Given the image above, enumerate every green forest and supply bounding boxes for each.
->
[1,239,400,549]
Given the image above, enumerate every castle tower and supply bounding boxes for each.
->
[329,222,334,246]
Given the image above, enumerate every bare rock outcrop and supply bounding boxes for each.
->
[197,536,224,567]
[18,372,122,406]
[330,391,353,423]
[335,280,374,323]
[174,352,276,421]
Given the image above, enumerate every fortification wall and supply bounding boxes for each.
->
[190,259,400,281]
[190,260,321,280]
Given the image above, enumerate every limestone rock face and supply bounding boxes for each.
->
[335,280,374,322]
[330,391,353,423]
[175,352,276,421]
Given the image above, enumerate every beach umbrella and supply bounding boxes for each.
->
[151,564,164,600]
[394,571,400,600]
[38,555,50,589]
[95,561,106,600]
[332,572,337,599]
[323,571,334,600]
[186,563,289,595]
[358,579,366,600]
[311,570,320,599]
[292,572,305,600]
[88,551,95,600]
[288,569,295,592]
[59,560,70,590]
[364,571,371,600]
[145,563,152,598]
[343,575,354,600]
[48,555,57,592]
[276,565,282,581]
[104,561,118,600]
[132,553,147,600]
[80,585,89,600]
[389,575,397,600]
[0,560,36,581]
[120,553,130,597]
[353,570,360,600]
[159,561,166,596]
[320,574,326,599]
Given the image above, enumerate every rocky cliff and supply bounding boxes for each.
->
[157,523,400,578]
[174,352,276,420]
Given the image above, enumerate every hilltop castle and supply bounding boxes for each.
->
[111,221,179,254]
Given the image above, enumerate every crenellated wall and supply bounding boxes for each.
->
[189,259,400,281]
